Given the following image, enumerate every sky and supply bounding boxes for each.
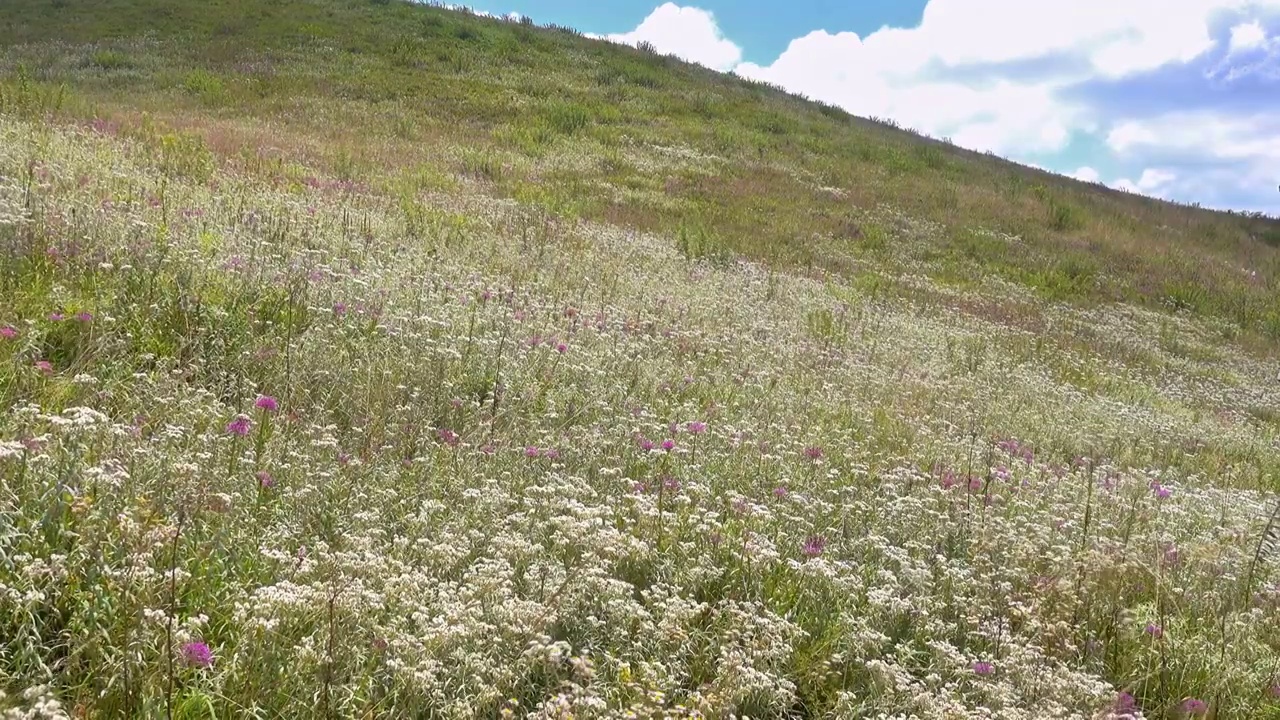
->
[457,1,1280,216]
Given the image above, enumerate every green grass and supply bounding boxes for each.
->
[1,1,1280,718]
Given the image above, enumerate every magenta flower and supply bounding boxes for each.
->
[1112,691,1138,714]
[802,535,826,557]
[524,446,540,458]
[662,476,681,493]
[0,325,17,339]
[773,486,789,499]
[256,470,274,488]
[180,641,214,668]
[1181,698,1207,716]
[1144,623,1163,639]
[333,302,347,317]
[803,446,824,460]
[1151,482,1172,499]
[543,448,560,460]
[226,414,252,437]
[637,437,655,451]
[75,311,92,322]
[661,439,675,452]
[436,428,459,447]
[555,343,567,354]
[34,360,53,375]
[254,395,279,413]
[686,421,707,435]
[48,312,64,321]
[972,661,994,676]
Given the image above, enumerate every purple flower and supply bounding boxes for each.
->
[1112,692,1138,714]
[972,661,994,676]
[1151,482,1172,499]
[1144,623,1163,639]
[803,446,824,460]
[662,476,681,493]
[333,302,347,317]
[34,360,53,375]
[524,446,540,458]
[1181,698,1207,716]
[638,437,655,451]
[180,641,213,668]
[543,448,560,460]
[436,429,459,447]
[254,395,279,413]
[226,414,252,437]
[75,311,92,322]
[661,439,675,452]
[555,342,567,354]
[686,421,707,435]
[256,470,274,488]
[773,486,789,499]
[802,535,826,557]
[48,312,64,321]
[0,325,16,339]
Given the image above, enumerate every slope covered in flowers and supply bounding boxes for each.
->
[2,2,1280,718]
[2,107,1280,719]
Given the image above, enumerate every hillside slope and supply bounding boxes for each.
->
[2,1,1280,718]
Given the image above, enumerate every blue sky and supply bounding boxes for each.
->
[458,1,1280,215]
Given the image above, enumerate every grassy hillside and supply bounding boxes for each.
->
[1,1,1279,718]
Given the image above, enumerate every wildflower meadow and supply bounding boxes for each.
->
[2,2,1280,719]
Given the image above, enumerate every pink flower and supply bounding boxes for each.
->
[436,428,459,447]
[803,446,824,460]
[226,415,252,437]
[254,395,279,413]
[75,311,92,322]
[48,312,64,321]
[802,535,826,557]
[524,446,540,458]
[1144,623,1163,639]
[1181,698,1207,716]
[972,661,994,676]
[661,439,675,452]
[180,641,213,668]
[0,325,17,339]
[686,421,707,435]
[34,360,53,375]
[256,471,274,488]
[555,343,567,354]
[773,486,789,499]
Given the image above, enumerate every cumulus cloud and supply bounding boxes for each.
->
[1072,167,1102,183]
[1229,20,1268,53]
[594,3,741,71]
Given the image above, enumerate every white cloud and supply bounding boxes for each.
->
[1072,166,1101,183]
[596,3,741,71]
[1229,20,1268,53]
